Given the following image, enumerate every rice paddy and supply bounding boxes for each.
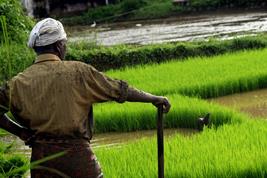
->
[0,48,266,177]
[95,119,267,178]
[0,47,266,177]
[2,2,266,177]
[106,48,267,98]
[93,49,267,133]
[94,94,243,133]
[89,48,267,177]
[1,20,267,176]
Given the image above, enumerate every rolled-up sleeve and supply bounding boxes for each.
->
[0,83,9,116]
[82,64,128,103]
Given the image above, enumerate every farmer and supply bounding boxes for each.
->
[0,18,171,178]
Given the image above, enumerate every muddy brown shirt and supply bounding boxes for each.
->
[0,54,128,139]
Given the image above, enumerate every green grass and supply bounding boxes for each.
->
[0,43,35,83]
[0,15,30,177]
[2,44,267,177]
[94,94,243,133]
[95,119,267,178]
[0,0,33,43]
[0,141,28,178]
[0,129,8,137]
[1,5,267,176]
[0,15,34,83]
[107,48,267,98]
[92,47,267,177]
[93,48,267,133]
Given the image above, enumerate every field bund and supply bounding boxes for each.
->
[92,48,267,177]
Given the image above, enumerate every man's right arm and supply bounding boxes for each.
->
[127,87,171,113]
[83,64,171,113]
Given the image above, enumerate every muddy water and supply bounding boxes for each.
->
[68,11,267,46]
[0,128,196,158]
[209,89,267,118]
[91,128,196,149]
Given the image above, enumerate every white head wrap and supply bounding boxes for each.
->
[28,18,67,48]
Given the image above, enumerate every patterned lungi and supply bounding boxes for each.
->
[30,140,103,178]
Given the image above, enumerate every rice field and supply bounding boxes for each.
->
[2,4,265,176]
[107,48,267,98]
[95,119,267,178]
[94,48,267,133]
[2,34,267,176]
[91,48,267,177]
[1,1,267,177]
[94,94,243,133]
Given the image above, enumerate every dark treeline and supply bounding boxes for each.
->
[62,0,267,26]
[189,0,267,10]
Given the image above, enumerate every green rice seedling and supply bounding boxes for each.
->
[94,94,244,133]
[92,48,267,133]
[95,119,267,178]
[106,48,267,98]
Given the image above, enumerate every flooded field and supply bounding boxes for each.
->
[0,128,196,157]
[68,11,267,45]
[209,88,267,118]
[91,128,196,149]
[3,87,267,153]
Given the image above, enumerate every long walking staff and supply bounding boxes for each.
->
[157,104,164,178]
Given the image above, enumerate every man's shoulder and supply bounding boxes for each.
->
[63,60,95,71]
[63,60,88,66]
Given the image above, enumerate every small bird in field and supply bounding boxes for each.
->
[90,21,96,28]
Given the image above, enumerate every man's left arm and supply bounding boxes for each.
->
[0,83,10,119]
[0,83,33,141]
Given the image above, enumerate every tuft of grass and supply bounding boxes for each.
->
[0,154,28,178]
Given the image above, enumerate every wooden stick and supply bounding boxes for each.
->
[157,105,164,178]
